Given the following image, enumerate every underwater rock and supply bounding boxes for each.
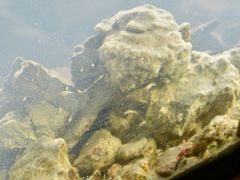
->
[27,100,70,137]
[179,22,191,42]
[190,115,238,156]
[117,138,148,162]
[0,112,36,149]
[71,4,191,103]
[70,4,192,153]
[108,159,150,180]
[222,47,240,73]
[156,142,193,176]
[73,129,121,176]
[9,137,79,180]
[143,50,240,147]
[2,57,71,99]
[0,57,88,148]
[96,5,191,93]
[107,164,122,180]
[70,4,240,152]
[107,109,144,142]
[106,139,157,179]
[1,57,87,112]
[1,4,240,180]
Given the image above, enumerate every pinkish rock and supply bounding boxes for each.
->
[156,142,193,176]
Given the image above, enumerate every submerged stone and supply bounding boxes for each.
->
[73,129,121,176]
[9,137,79,180]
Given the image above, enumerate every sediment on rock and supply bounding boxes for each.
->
[0,4,240,180]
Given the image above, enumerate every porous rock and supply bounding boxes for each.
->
[108,159,150,180]
[117,138,158,162]
[125,49,240,147]
[71,4,192,97]
[190,114,238,156]
[73,129,121,175]
[9,137,80,180]
[0,58,87,148]
[156,142,193,176]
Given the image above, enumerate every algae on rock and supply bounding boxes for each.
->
[73,129,122,176]
[9,137,80,180]
[1,4,240,180]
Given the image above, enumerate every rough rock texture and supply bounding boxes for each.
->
[1,4,240,180]
[116,138,157,163]
[117,138,148,161]
[72,4,192,94]
[69,5,240,177]
[121,49,240,147]
[107,159,150,180]
[156,142,193,176]
[0,112,36,149]
[9,137,79,180]
[27,100,69,137]
[3,57,86,113]
[0,58,89,177]
[190,114,238,156]
[69,3,192,149]
[97,5,192,93]
[71,4,240,149]
[0,58,87,149]
[222,48,240,72]
[104,138,157,179]
[73,130,121,175]
[107,108,146,142]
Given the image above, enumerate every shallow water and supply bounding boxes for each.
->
[0,1,240,180]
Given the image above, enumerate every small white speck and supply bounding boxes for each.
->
[68,114,73,122]
[66,86,69,91]
[77,89,82,94]
[80,67,83,72]
[9,139,12,143]
[138,121,146,127]
[91,63,95,67]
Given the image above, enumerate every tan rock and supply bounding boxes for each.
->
[190,115,238,156]
[3,57,71,99]
[117,138,148,162]
[145,50,239,146]
[9,137,79,180]
[97,5,192,93]
[27,100,69,137]
[0,112,36,149]
[73,129,121,175]
[111,159,150,180]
